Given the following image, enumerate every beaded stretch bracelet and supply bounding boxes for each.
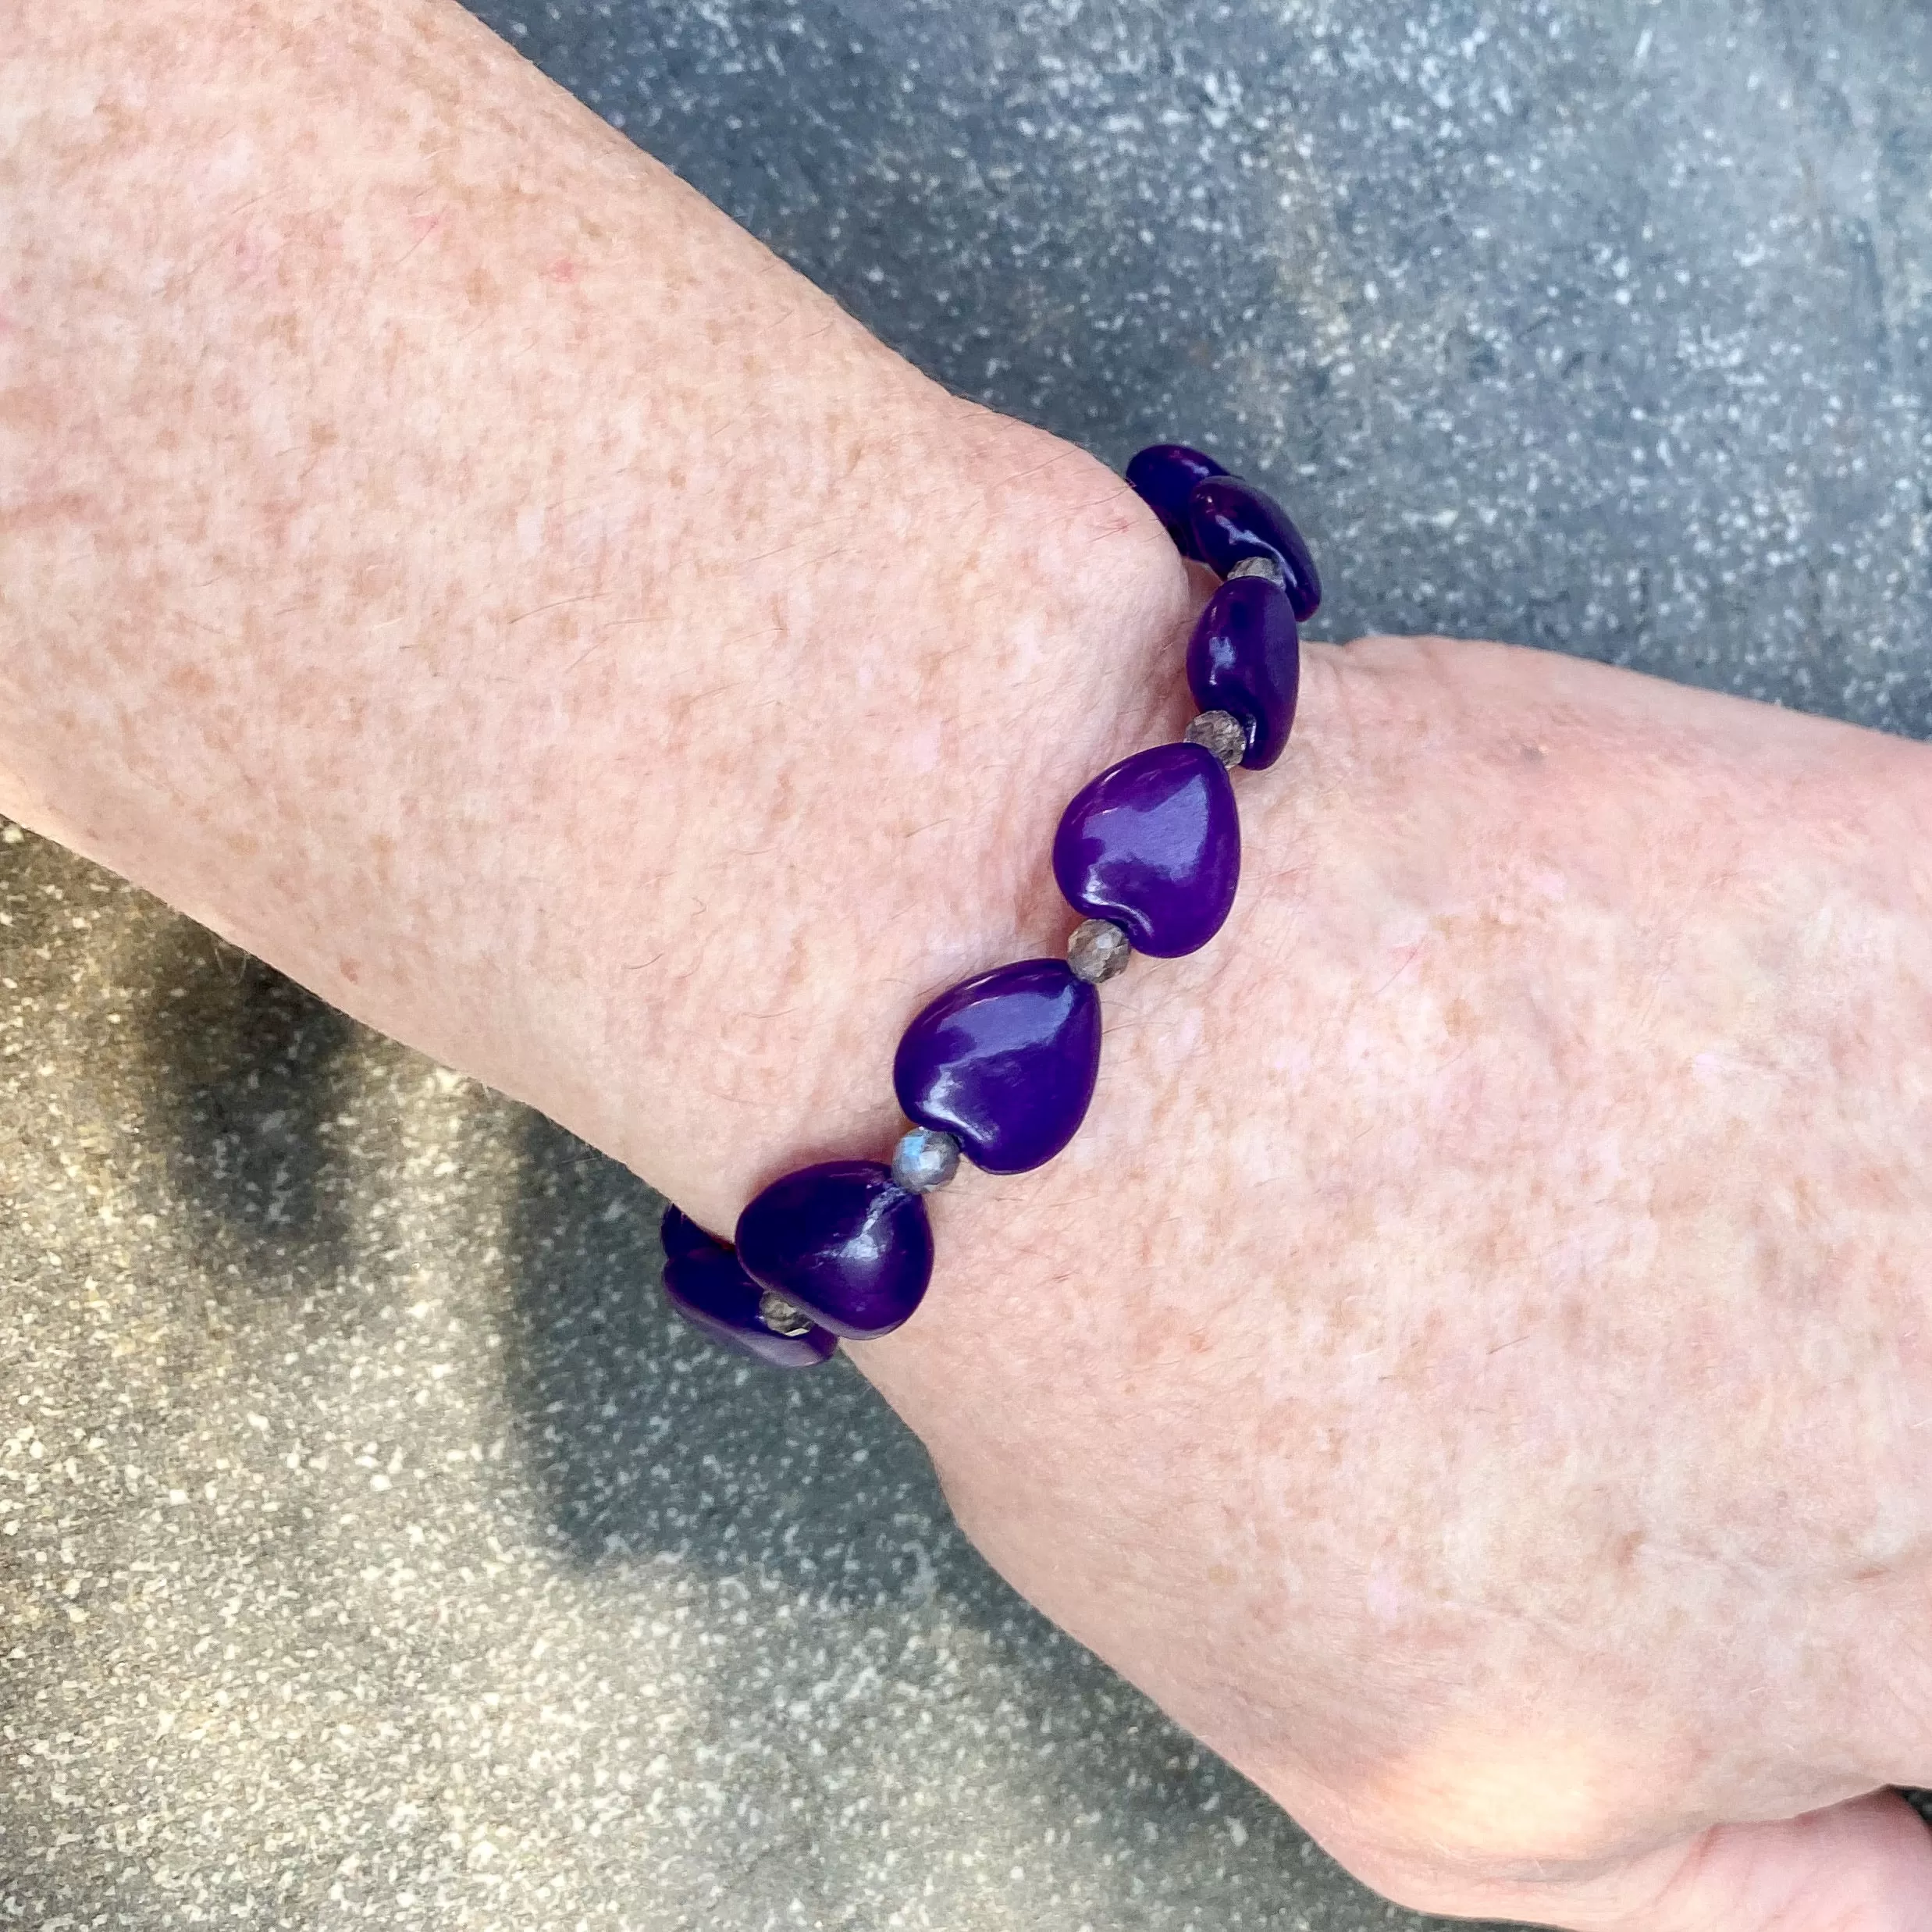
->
[658,443,1320,1368]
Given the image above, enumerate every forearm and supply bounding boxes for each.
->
[1,0,1193,1233]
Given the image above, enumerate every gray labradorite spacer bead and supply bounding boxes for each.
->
[757,1286,815,1337]
[1067,916,1132,985]
[1184,709,1247,769]
[891,1126,962,1194]
[1227,553,1287,589]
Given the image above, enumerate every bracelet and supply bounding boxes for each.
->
[659,443,1320,1368]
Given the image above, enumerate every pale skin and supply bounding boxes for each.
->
[5,4,1932,1927]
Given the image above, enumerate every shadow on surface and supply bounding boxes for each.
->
[123,913,361,1295]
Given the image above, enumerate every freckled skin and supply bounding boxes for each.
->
[6,4,1932,1927]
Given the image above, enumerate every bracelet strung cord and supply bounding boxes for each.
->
[658,444,1321,1367]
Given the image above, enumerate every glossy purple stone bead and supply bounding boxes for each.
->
[1186,575,1301,771]
[735,1161,934,1340]
[1052,742,1240,958]
[1125,443,1226,559]
[659,1204,838,1368]
[1188,475,1322,621]
[894,958,1101,1176]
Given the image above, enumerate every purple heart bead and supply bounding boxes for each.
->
[1188,475,1322,621]
[1052,742,1240,959]
[1125,443,1227,559]
[659,1204,838,1368]
[735,1161,934,1340]
[1186,575,1301,771]
[894,958,1101,1175]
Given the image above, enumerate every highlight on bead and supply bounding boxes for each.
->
[1052,742,1241,959]
[657,442,1317,1363]
[735,1159,934,1341]
[1186,578,1301,771]
[894,958,1102,1176]
[1187,474,1322,621]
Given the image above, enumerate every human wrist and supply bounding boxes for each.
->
[611,401,1204,1234]
[647,425,1365,1386]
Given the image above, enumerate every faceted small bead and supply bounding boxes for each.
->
[1053,742,1241,958]
[1125,443,1226,559]
[894,958,1101,1175]
[735,1160,934,1340]
[659,1204,838,1369]
[1183,710,1247,769]
[757,1286,814,1337]
[891,1126,961,1194]
[1186,575,1301,771]
[1067,916,1131,985]
[1188,475,1322,621]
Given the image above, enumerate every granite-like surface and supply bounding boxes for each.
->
[5,2,1931,1927]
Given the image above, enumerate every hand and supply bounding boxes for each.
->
[852,634,1932,1930]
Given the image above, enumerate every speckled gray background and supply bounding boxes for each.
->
[5,2,1930,1927]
